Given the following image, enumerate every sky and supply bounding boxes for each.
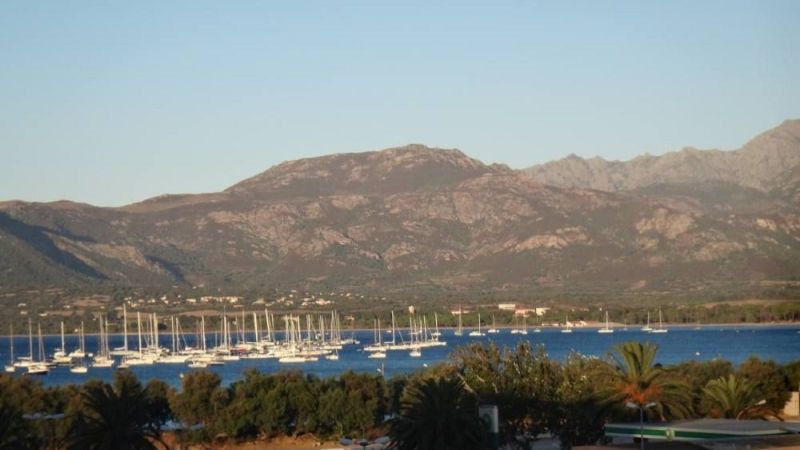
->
[1,1,799,206]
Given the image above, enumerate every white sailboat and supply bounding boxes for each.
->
[188,360,208,368]
[641,312,653,332]
[52,322,71,365]
[598,311,614,334]
[651,310,668,333]
[469,312,486,337]
[487,315,500,334]
[93,317,115,368]
[68,322,87,359]
[431,312,442,338]
[14,319,34,369]
[111,304,136,356]
[368,350,387,359]
[561,315,573,333]
[366,318,388,357]
[532,315,541,333]
[122,312,156,366]
[69,364,88,374]
[453,306,464,336]
[510,315,522,334]
[27,324,49,375]
[4,324,15,373]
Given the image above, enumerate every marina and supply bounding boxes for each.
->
[2,321,798,388]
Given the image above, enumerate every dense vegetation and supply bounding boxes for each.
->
[0,342,798,449]
[6,291,800,336]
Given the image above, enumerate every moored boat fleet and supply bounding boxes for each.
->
[5,306,362,375]
[4,306,675,376]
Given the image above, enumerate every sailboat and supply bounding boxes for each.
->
[651,310,668,333]
[4,324,15,372]
[598,311,614,334]
[469,312,486,337]
[453,307,464,336]
[510,315,522,334]
[519,315,529,335]
[366,318,387,358]
[69,320,90,373]
[431,312,442,338]
[641,312,653,332]
[14,319,34,369]
[531,315,541,333]
[27,324,49,375]
[68,322,87,359]
[487,315,500,334]
[561,315,573,333]
[52,322,72,365]
[112,304,136,356]
[69,363,88,374]
[93,317,115,368]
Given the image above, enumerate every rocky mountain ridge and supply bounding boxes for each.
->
[1,124,799,301]
[523,119,800,193]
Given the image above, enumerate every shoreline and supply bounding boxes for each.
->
[4,321,799,338]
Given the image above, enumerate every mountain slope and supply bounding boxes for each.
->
[1,136,799,301]
[523,119,800,192]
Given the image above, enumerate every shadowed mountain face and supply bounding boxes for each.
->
[1,133,799,300]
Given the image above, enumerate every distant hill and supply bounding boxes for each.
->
[523,119,800,192]
[1,124,799,301]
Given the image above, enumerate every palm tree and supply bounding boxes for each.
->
[66,380,166,450]
[599,342,691,420]
[389,377,485,450]
[702,375,779,420]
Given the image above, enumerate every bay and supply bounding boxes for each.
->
[2,325,798,389]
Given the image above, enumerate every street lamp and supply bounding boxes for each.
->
[626,401,657,450]
[736,399,767,420]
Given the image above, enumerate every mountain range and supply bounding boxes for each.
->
[1,120,799,302]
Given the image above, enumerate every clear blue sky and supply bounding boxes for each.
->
[2,1,799,206]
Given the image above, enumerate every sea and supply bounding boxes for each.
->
[2,325,799,388]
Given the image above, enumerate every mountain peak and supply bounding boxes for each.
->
[524,119,800,192]
[226,144,498,197]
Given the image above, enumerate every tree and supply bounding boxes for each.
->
[548,354,612,449]
[0,394,36,450]
[673,359,733,414]
[453,342,560,447]
[66,372,166,450]
[703,375,780,420]
[599,342,691,420]
[737,357,791,411]
[143,380,174,431]
[170,370,228,428]
[389,377,485,450]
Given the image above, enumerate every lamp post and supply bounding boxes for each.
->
[736,399,766,420]
[626,401,656,450]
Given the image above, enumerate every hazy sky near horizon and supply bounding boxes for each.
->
[2,1,799,206]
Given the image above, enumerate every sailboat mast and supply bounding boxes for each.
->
[9,324,14,362]
[201,316,206,351]
[137,312,143,355]
[37,323,44,362]
[123,304,129,351]
[28,318,33,359]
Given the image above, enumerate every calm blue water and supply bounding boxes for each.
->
[2,325,798,388]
